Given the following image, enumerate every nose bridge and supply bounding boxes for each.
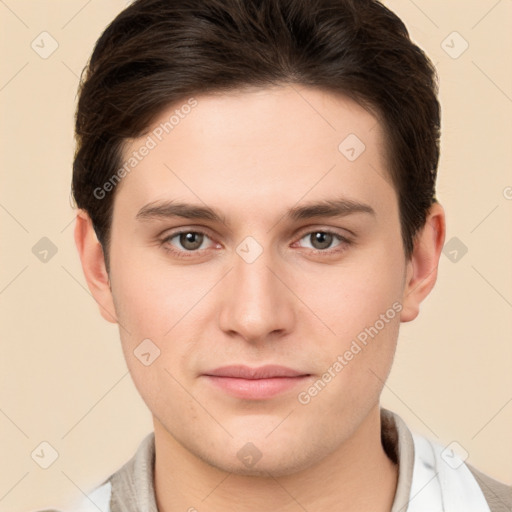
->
[235,242,276,300]
[218,236,294,342]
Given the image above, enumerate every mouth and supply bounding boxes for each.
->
[201,365,313,400]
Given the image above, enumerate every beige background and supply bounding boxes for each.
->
[1,1,511,510]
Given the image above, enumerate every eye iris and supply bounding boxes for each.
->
[180,232,203,250]
[311,232,333,250]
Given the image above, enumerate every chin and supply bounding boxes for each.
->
[207,454,312,478]
[196,435,331,479]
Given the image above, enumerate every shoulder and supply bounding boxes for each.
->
[31,433,154,512]
[384,408,512,512]
[467,463,512,512]
[31,480,112,512]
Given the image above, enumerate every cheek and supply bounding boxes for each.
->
[109,245,203,338]
[295,242,403,397]
[298,303,400,420]
[108,247,218,403]
[303,245,404,339]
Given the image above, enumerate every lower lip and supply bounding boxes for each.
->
[203,375,312,400]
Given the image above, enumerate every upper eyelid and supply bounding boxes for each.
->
[162,227,218,244]
[295,226,353,240]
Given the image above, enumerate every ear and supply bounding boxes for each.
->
[74,209,118,324]
[400,201,446,322]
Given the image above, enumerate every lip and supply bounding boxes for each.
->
[202,365,312,400]
[204,364,308,379]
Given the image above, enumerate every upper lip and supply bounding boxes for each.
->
[203,365,309,379]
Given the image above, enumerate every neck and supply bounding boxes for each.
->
[153,405,398,512]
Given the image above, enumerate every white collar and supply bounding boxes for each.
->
[407,432,490,512]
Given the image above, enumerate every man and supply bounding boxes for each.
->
[41,0,512,510]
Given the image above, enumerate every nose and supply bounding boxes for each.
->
[218,243,296,345]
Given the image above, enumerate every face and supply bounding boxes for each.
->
[106,86,409,476]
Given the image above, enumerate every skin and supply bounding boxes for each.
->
[75,85,445,511]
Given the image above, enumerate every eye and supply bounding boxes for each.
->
[161,230,215,258]
[296,230,350,254]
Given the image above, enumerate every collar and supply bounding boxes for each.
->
[383,409,491,512]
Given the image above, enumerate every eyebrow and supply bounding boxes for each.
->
[135,198,375,225]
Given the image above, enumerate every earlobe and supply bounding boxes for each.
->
[74,210,118,324]
[400,202,446,323]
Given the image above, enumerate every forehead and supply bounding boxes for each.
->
[113,85,395,221]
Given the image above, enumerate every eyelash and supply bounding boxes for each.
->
[160,228,353,260]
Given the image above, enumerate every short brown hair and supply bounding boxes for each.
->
[72,0,440,271]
